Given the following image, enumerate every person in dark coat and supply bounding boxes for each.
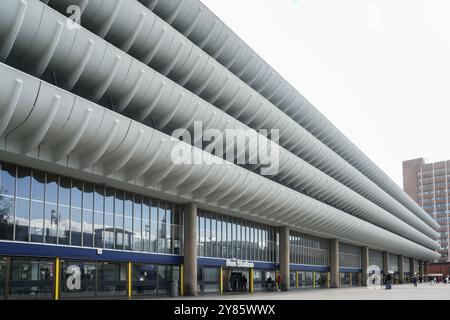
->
[276,273,283,292]
[412,276,417,287]
[242,275,248,292]
[385,273,392,290]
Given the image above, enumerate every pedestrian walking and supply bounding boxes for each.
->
[385,273,392,290]
[276,273,282,292]
[412,276,417,287]
[431,277,436,285]
[242,274,248,292]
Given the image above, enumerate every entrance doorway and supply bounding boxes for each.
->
[223,268,249,293]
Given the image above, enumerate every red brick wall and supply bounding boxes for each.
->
[428,263,450,276]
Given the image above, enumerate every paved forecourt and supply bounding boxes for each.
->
[168,284,450,300]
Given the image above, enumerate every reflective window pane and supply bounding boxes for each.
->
[46,174,58,205]
[70,208,81,246]
[150,200,158,252]
[124,193,133,251]
[9,258,54,299]
[97,262,127,296]
[71,180,82,208]
[30,201,44,243]
[132,263,157,295]
[158,201,166,253]
[44,203,58,244]
[1,162,16,196]
[31,170,45,201]
[14,198,30,242]
[16,167,30,199]
[58,205,70,245]
[142,197,150,252]
[83,183,93,210]
[197,210,278,262]
[59,177,70,206]
[104,188,114,249]
[94,186,104,248]
[0,162,183,257]
[173,204,181,255]
[114,191,124,250]
[83,183,94,247]
[0,163,16,241]
[157,265,171,295]
[133,195,142,252]
[60,260,96,298]
[166,203,172,254]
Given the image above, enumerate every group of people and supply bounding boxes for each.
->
[428,275,449,285]
[265,273,283,291]
[229,273,284,293]
[410,274,450,287]
[384,274,442,290]
[411,275,422,287]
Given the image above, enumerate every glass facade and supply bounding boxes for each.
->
[296,271,328,289]
[96,262,128,297]
[369,249,383,271]
[197,210,278,262]
[132,264,179,296]
[9,258,54,299]
[339,243,361,268]
[253,270,275,291]
[388,254,399,272]
[289,271,296,288]
[197,266,220,294]
[299,271,313,288]
[290,232,329,266]
[60,260,96,298]
[340,272,360,286]
[0,162,182,255]
[314,272,328,288]
[0,256,181,299]
[403,257,410,273]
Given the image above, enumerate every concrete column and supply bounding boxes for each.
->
[418,260,423,276]
[183,203,198,296]
[398,255,404,283]
[279,226,290,291]
[423,261,429,278]
[383,251,389,277]
[329,239,340,288]
[361,246,369,286]
[410,258,416,276]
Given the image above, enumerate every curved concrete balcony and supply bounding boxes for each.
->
[139,0,437,231]
[0,0,439,242]
[0,62,440,260]
[41,0,437,232]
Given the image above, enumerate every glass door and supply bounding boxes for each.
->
[9,258,54,299]
[60,260,96,298]
[290,271,297,289]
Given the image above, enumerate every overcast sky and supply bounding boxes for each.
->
[201,0,450,187]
